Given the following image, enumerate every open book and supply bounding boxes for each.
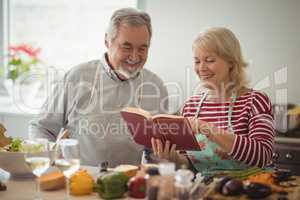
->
[120,107,201,151]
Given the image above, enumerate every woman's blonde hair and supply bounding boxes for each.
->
[193,27,248,93]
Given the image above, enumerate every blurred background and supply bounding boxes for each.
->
[0,0,299,139]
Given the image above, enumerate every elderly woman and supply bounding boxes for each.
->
[151,27,274,172]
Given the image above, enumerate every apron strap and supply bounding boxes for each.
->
[227,94,237,132]
[193,91,209,119]
[194,91,237,132]
[89,61,144,107]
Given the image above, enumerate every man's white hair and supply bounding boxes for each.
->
[106,8,152,43]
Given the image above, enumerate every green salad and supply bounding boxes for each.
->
[1,138,44,153]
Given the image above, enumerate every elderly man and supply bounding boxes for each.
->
[29,8,168,167]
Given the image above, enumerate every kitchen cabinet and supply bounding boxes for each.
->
[274,136,300,175]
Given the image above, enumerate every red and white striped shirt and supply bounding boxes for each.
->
[182,90,275,168]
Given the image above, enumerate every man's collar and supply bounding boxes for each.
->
[100,53,123,81]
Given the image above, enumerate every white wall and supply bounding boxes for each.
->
[141,0,300,112]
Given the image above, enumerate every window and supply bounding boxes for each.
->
[0,0,137,98]
[8,0,137,71]
[0,0,9,93]
[0,0,139,108]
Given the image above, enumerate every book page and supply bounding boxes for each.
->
[152,114,184,120]
[121,107,152,119]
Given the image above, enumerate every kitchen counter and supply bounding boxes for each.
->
[2,166,300,200]
[275,136,300,144]
[0,166,140,200]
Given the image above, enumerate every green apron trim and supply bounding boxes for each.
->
[187,91,247,173]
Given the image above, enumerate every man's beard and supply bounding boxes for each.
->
[116,64,142,80]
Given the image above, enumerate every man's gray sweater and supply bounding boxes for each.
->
[29,57,168,167]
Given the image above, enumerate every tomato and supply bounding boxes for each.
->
[127,176,146,198]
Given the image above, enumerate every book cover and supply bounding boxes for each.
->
[120,107,201,151]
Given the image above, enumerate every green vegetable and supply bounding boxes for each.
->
[95,172,129,199]
[7,138,44,153]
[9,138,22,152]
[217,167,266,180]
[19,142,44,153]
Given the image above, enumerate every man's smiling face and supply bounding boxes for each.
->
[106,23,150,80]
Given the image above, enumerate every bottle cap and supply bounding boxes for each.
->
[146,167,160,176]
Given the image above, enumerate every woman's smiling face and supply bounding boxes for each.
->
[193,47,232,89]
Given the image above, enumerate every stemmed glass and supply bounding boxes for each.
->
[54,139,80,200]
[25,138,50,200]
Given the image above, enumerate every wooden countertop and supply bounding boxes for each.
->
[2,166,300,200]
[0,166,101,200]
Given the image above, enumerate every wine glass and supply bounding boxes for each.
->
[24,138,50,200]
[54,139,80,199]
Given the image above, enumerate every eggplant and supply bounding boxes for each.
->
[275,169,292,182]
[214,176,232,193]
[244,182,272,199]
[222,179,243,196]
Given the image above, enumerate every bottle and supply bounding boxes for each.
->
[142,148,153,164]
[97,161,109,178]
[174,169,194,200]
[157,162,176,200]
[146,167,160,200]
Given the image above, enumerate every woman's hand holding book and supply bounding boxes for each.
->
[151,138,189,167]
